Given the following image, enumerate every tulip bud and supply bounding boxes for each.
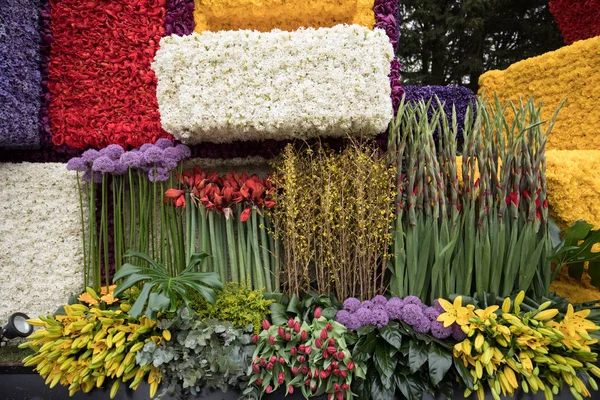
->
[269,336,276,345]
[299,356,306,363]
[292,366,299,375]
[315,338,322,348]
[285,333,291,341]
[347,361,354,370]
[314,307,322,319]
[267,362,274,370]
[298,344,306,352]
[266,385,273,394]
[340,370,347,378]
[278,327,286,337]
[333,383,340,391]
[300,330,308,341]
[327,346,337,354]
[290,346,297,356]
[279,357,285,365]
[332,361,338,369]
[342,383,349,390]
[301,366,309,375]
[294,321,301,333]
[252,335,259,344]
[333,368,340,376]
[305,346,312,355]
[278,372,285,384]
[336,351,345,361]
[326,323,333,331]
[288,385,294,394]
[329,338,336,346]
[336,391,344,400]
[305,379,311,386]
[252,364,260,373]
[262,320,271,330]
[260,358,267,366]
[323,350,330,359]
[320,370,328,379]
[311,384,317,392]
[288,318,295,328]
[320,329,328,340]
[270,356,277,363]
[256,378,262,385]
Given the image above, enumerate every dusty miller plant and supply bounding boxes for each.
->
[136,308,255,398]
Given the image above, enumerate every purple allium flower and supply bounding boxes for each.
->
[66,157,88,172]
[413,316,431,334]
[433,299,445,314]
[360,300,374,310]
[345,315,360,331]
[161,157,179,170]
[140,143,154,152]
[92,156,115,173]
[175,143,191,159]
[343,298,361,313]
[372,295,387,306]
[143,146,164,164]
[81,149,101,163]
[155,138,174,149]
[148,167,170,182]
[452,324,467,341]
[385,297,405,320]
[354,308,375,327]
[403,296,423,307]
[423,307,441,322]
[372,307,389,329]
[430,321,453,339]
[164,146,184,163]
[112,161,128,175]
[336,310,351,327]
[100,144,124,160]
[399,304,424,327]
[120,151,142,169]
[82,170,102,183]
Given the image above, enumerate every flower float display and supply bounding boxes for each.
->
[20,287,167,398]
[152,25,394,144]
[48,0,171,150]
[0,0,42,149]
[549,0,600,45]
[193,0,375,33]
[478,35,600,151]
[0,162,84,320]
[165,0,195,35]
[438,292,600,400]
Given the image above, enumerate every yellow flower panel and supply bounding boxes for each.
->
[478,36,600,150]
[193,0,375,33]
[546,150,600,229]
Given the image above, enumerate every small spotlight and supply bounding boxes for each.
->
[1,313,34,341]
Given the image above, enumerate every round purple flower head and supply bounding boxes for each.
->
[120,151,142,169]
[433,299,445,314]
[452,324,467,341]
[101,144,124,160]
[412,316,431,334]
[83,170,102,183]
[423,307,441,322]
[112,161,128,175]
[360,300,374,310]
[354,308,375,328]
[175,143,191,159]
[345,315,360,331]
[140,143,154,152]
[148,167,170,182]
[385,297,404,320]
[430,321,452,339]
[155,138,174,149]
[343,297,361,313]
[159,156,178,170]
[336,310,351,327]
[400,304,424,327]
[92,156,115,174]
[143,146,164,164]
[403,296,423,307]
[372,295,387,306]
[81,149,101,164]
[66,157,88,172]
[372,307,389,329]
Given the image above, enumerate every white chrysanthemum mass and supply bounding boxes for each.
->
[0,163,84,320]
[152,24,394,143]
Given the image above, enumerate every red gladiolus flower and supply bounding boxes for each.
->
[506,192,519,207]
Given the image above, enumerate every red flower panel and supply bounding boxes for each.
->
[549,0,600,45]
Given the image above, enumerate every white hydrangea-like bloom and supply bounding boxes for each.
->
[152,24,394,143]
[0,163,84,319]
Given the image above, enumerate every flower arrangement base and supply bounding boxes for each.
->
[0,365,583,400]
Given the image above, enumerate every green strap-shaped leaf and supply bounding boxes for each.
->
[129,282,155,319]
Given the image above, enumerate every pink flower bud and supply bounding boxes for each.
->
[268,336,276,345]
[320,329,328,340]
[326,323,333,331]
[266,385,273,394]
[288,318,295,328]
[256,378,262,385]
[279,357,285,365]
[288,385,294,394]
[299,355,306,363]
[262,320,271,330]
[314,307,322,318]
[347,361,354,370]
[278,327,286,337]
[252,364,260,373]
[336,391,343,400]
[333,383,340,391]
[260,358,267,366]
[252,335,259,344]
[300,330,307,341]
[336,351,345,361]
[323,350,330,359]
[342,383,349,390]
[305,346,312,355]
[301,366,309,375]
[327,346,337,354]
[294,321,301,332]
[319,370,328,379]
[340,370,347,378]
[290,346,297,356]
[267,362,274,370]
[291,366,299,375]
[329,338,336,346]
[315,338,322,348]
[270,355,277,363]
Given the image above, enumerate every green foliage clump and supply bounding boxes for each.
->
[189,283,274,334]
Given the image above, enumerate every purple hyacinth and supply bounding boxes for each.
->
[81,149,101,164]
[148,167,170,182]
[354,308,375,327]
[423,307,441,322]
[360,300,374,310]
[101,144,124,161]
[430,321,453,339]
[92,156,116,173]
[372,295,387,306]
[372,307,389,329]
[155,138,174,149]
[385,297,404,320]
[343,298,361,313]
[120,151,142,169]
[66,157,88,172]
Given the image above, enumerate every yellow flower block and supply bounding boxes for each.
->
[194,0,375,33]
[478,36,600,150]
[546,150,600,229]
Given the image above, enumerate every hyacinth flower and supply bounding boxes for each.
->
[67,139,191,290]
[164,166,278,292]
[388,94,564,302]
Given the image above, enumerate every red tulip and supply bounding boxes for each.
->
[287,385,294,394]
[266,385,273,394]
[252,364,260,373]
[320,329,328,340]
[252,335,259,344]
[314,308,322,318]
[262,320,271,330]
[347,361,354,370]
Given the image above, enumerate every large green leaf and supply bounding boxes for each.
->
[379,323,403,350]
[183,252,209,273]
[453,358,474,390]
[374,343,397,380]
[427,344,452,386]
[112,273,152,297]
[354,331,378,356]
[113,263,145,283]
[129,282,155,318]
[269,302,288,325]
[370,375,395,400]
[395,373,424,400]
[408,340,428,373]
[123,250,163,270]
[146,292,171,319]
[181,271,223,289]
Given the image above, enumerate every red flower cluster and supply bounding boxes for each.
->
[48,0,172,150]
[549,0,600,45]
[165,166,276,221]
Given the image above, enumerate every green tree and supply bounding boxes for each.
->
[398,0,564,91]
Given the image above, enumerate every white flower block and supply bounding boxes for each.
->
[152,25,394,143]
[0,163,84,319]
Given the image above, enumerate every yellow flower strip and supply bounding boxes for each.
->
[478,36,600,150]
[193,0,374,33]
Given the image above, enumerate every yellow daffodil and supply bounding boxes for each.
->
[437,297,475,327]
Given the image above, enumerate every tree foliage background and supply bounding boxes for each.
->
[397,0,564,90]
